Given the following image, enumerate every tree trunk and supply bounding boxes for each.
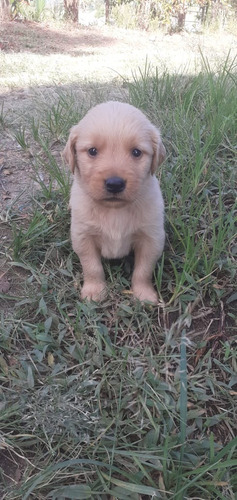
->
[200,2,209,25]
[0,0,10,20]
[64,0,78,22]
[177,10,186,29]
[105,0,110,24]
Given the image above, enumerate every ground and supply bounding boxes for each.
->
[0,21,236,497]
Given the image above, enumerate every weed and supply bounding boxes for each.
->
[33,139,71,200]
[31,117,40,141]
[0,102,8,129]
[40,91,83,141]
[13,125,29,150]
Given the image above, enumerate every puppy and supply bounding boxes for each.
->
[63,101,165,303]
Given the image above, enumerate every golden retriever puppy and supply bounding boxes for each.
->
[63,101,166,303]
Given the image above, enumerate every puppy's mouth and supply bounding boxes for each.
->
[100,196,129,206]
[103,197,124,202]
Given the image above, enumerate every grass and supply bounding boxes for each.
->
[0,21,235,93]
[0,51,237,499]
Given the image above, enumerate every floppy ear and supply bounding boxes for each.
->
[150,126,166,174]
[62,124,80,174]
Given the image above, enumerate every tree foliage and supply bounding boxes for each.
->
[109,0,232,30]
[4,0,233,28]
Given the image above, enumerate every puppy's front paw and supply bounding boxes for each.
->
[132,283,158,304]
[81,281,107,302]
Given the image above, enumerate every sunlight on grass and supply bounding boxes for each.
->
[0,24,236,92]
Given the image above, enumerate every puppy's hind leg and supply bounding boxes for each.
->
[132,234,164,304]
[72,234,106,302]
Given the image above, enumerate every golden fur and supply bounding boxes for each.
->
[63,101,166,303]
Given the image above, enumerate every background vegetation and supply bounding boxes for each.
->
[2,0,236,32]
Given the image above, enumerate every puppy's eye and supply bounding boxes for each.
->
[88,147,98,157]
[132,148,142,158]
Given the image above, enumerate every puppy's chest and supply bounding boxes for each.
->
[94,214,134,259]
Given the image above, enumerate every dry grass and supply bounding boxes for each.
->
[0,21,236,91]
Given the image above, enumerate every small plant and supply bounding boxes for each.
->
[10,0,47,21]
[13,125,29,150]
[0,102,8,129]
[40,92,83,141]
[31,117,40,141]
[34,0,46,22]
[11,210,53,260]
[33,139,71,200]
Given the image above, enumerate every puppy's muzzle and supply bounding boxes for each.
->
[105,177,126,194]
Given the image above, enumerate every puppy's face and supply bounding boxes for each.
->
[63,102,165,207]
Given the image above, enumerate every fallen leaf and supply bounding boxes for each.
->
[8,356,18,367]
[48,353,55,367]
[0,356,8,374]
[213,283,224,290]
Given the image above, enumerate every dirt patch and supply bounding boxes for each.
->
[0,19,116,55]
[0,447,26,493]
[0,135,34,210]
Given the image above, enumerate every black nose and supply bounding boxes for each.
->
[105,177,126,194]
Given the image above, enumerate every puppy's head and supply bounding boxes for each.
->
[63,101,165,206]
